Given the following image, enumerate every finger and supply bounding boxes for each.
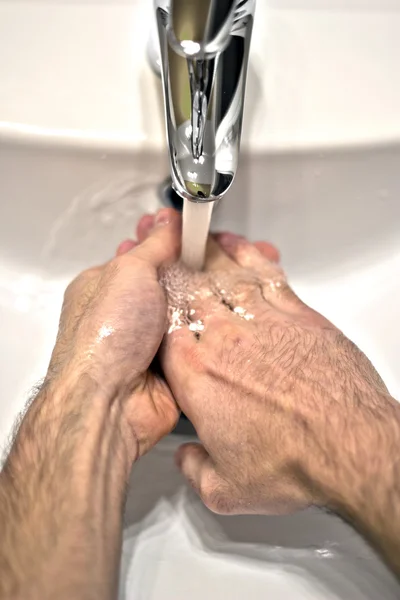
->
[116,239,137,256]
[131,375,180,458]
[254,241,280,264]
[132,208,182,268]
[213,233,279,265]
[176,443,233,514]
[215,232,272,270]
[215,232,286,286]
[160,328,221,425]
[215,233,303,309]
[137,214,155,243]
[204,236,237,271]
[161,329,205,396]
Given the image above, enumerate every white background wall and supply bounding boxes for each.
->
[1,0,400,151]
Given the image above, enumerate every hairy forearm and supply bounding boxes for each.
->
[316,394,400,573]
[343,400,400,573]
[0,372,136,600]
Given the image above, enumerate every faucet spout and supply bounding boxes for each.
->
[155,0,255,203]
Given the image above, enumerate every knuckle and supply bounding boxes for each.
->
[114,253,152,277]
[63,280,79,304]
[183,344,206,373]
[151,396,180,439]
[110,254,128,270]
[83,266,102,279]
[161,402,180,434]
[202,486,233,515]
[64,267,100,297]
[169,406,181,430]
[63,281,74,301]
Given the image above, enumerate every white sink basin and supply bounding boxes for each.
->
[1,1,400,599]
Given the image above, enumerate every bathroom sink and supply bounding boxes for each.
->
[1,1,400,599]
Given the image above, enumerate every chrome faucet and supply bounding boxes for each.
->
[154,0,255,203]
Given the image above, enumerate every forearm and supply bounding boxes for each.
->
[316,394,400,573]
[0,371,136,600]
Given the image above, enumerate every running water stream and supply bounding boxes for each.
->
[180,199,214,270]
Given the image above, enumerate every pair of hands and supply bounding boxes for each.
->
[50,207,391,517]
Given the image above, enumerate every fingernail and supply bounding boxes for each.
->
[155,208,173,227]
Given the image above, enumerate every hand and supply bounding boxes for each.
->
[0,209,185,600]
[158,231,396,516]
[47,208,182,460]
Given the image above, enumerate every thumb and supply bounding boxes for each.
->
[175,443,232,514]
[133,208,182,268]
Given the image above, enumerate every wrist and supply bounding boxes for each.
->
[0,370,134,600]
[46,352,139,410]
[7,367,138,487]
[54,367,138,458]
[305,393,400,540]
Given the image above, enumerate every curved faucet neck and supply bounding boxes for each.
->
[156,0,256,202]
